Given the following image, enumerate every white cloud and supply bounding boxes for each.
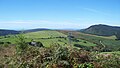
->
[0,20,82,29]
[0,19,119,30]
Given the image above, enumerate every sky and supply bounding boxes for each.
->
[0,0,120,30]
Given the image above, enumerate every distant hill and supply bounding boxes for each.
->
[0,29,20,36]
[23,28,50,33]
[0,28,50,36]
[80,24,120,36]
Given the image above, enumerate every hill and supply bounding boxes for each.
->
[80,24,120,36]
[0,29,19,36]
[58,30,120,51]
[0,28,50,36]
[23,28,50,33]
[0,30,96,47]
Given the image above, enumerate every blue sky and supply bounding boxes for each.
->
[0,0,120,30]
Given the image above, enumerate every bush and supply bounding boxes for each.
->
[115,31,120,40]
[3,42,9,47]
[1,40,120,68]
[83,41,87,43]
[78,63,94,68]
[71,38,80,42]
[36,42,44,47]
[74,44,92,51]
[0,42,4,44]
[6,42,11,44]
[15,33,28,55]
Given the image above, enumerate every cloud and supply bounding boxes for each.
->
[1,19,118,30]
[0,20,82,29]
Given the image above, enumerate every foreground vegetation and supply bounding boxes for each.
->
[0,45,120,68]
[0,33,120,68]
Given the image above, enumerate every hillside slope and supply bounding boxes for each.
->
[0,29,19,36]
[58,30,120,51]
[80,24,120,36]
[23,28,50,33]
[0,30,96,47]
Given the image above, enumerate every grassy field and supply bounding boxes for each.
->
[0,30,96,47]
[58,30,120,51]
[25,30,67,38]
[1,30,119,50]
[24,30,96,47]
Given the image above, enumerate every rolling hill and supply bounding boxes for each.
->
[23,28,50,33]
[1,24,120,51]
[0,30,97,47]
[58,30,120,51]
[0,29,20,36]
[0,28,50,36]
[80,24,120,36]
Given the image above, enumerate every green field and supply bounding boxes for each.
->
[1,30,120,50]
[59,30,120,51]
[24,30,96,47]
[0,30,97,47]
[25,30,67,38]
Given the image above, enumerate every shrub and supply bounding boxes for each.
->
[74,44,91,51]
[15,33,28,55]
[115,31,120,40]
[6,42,11,44]
[0,42,4,44]
[71,38,80,42]
[78,63,94,68]
[3,42,9,47]
[36,42,44,47]
[83,41,87,43]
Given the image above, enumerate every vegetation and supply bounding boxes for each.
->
[0,30,96,47]
[59,30,120,51]
[0,44,120,68]
[15,33,28,55]
[0,29,19,36]
[80,24,120,36]
[0,30,120,68]
[115,31,120,40]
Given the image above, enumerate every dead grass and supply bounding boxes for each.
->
[0,45,15,63]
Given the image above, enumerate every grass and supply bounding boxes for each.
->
[58,30,120,51]
[0,45,15,64]
[0,30,120,68]
[25,30,67,38]
[0,30,97,47]
[101,51,120,55]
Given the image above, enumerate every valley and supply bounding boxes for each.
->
[0,25,120,68]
